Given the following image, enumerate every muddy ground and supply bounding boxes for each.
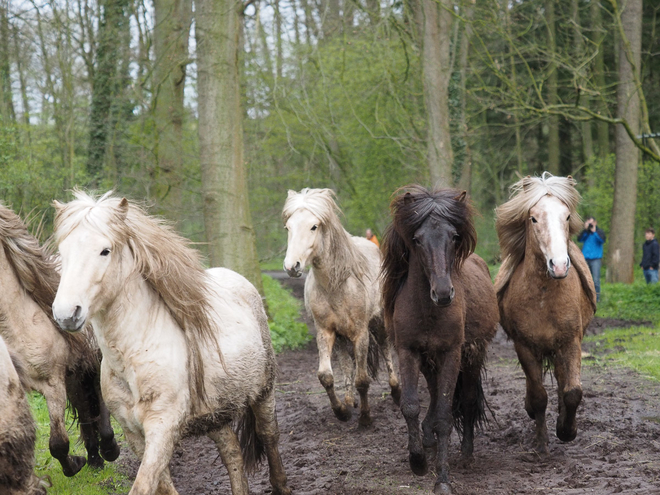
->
[117,274,660,494]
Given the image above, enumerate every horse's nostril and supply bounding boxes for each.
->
[449,287,455,299]
[549,259,555,268]
[73,305,82,319]
[295,261,301,271]
[430,290,438,303]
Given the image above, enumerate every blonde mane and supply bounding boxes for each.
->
[54,190,221,410]
[495,173,583,296]
[282,188,370,290]
[0,203,95,363]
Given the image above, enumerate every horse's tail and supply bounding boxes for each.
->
[237,406,266,475]
[451,370,489,437]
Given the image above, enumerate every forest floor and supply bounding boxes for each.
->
[116,273,660,495]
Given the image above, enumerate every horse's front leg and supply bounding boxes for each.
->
[431,347,461,495]
[336,339,357,409]
[41,382,86,476]
[514,342,549,454]
[129,414,181,495]
[554,337,583,442]
[420,364,438,457]
[316,325,351,421]
[382,335,402,405]
[352,329,373,427]
[398,347,426,475]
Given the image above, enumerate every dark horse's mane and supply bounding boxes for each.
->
[381,185,477,328]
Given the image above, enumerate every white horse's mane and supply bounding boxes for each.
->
[54,189,221,411]
[495,173,583,295]
[282,188,370,290]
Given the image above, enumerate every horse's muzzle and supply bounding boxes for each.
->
[548,257,571,279]
[53,305,86,333]
[284,261,302,278]
[430,286,455,307]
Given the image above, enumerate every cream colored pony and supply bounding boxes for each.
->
[283,188,401,427]
[51,191,290,495]
[0,335,46,495]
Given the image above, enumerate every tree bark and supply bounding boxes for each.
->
[0,3,15,122]
[196,0,263,294]
[607,0,642,284]
[421,0,453,186]
[571,0,593,162]
[152,0,192,224]
[546,0,559,175]
[592,0,610,158]
[457,2,473,192]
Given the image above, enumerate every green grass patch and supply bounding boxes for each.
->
[30,393,131,495]
[260,259,284,271]
[597,280,660,324]
[263,274,312,353]
[584,327,660,381]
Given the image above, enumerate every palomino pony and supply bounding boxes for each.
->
[51,191,290,495]
[282,188,401,427]
[381,186,499,494]
[0,203,119,476]
[0,336,47,495]
[495,173,596,453]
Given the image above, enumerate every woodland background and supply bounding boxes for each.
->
[1,0,660,289]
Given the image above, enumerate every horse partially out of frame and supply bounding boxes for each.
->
[0,335,47,495]
[282,188,401,427]
[0,203,119,476]
[52,191,290,495]
[495,173,596,453]
[381,186,499,494]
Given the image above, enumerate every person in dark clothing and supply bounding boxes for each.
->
[641,228,659,285]
[578,216,606,302]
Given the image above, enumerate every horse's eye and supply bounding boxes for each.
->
[311,225,318,231]
[100,248,111,256]
[413,237,421,246]
[453,235,461,244]
[567,215,571,221]
[531,217,538,224]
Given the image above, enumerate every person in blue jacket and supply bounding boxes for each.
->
[577,216,606,302]
[640,228,659,284]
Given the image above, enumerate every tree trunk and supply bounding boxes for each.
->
[592,0,610,157]
[196,0,263,294]
[546,0,559,175]
[457,2,473,192]
[152,0,192,224]
[0,3,15,122]
[421,0,453,186]
[607,0,642,284]
[571,0,593,162]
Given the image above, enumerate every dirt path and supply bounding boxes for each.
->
[117,275,660,494]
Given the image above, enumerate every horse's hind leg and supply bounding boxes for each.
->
[251,390,291,495]
[514,342,549,454]
[554,339,583,442]
[398,347,427,476]
[208,425,249,495]
[353,329,372,427]
[41,383,86,476]
[456,357,486,462]
[316,326,351,421]
[97,397,120,461]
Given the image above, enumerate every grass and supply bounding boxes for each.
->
[597,276,660,324]
[30,393,131,495]
[263,273,312,352]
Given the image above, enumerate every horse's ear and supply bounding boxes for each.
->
[454,191,467,203]
[52,200,64,212]
[402,192,414,205]
[567,175,573,180]
[287,189,297,198]
[522,176,534,192]
[117,198,129,221]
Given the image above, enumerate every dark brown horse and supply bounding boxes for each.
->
[495,173,596,453]
[382,186,499,494]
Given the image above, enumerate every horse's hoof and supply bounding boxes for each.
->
[391,385,402,406]
[333,405,352,422]
[358,412,373,428]
[556,424,578,442]
[457,453,474,469]
[100,439,120,462]
[409,452,428,476]
[272,486,292,495]
[433,481,454,494]
[87,453,104,469]
[62,456,86,477]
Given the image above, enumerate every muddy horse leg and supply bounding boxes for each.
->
[514,342,549,454]
[251,390,291,495]
[97,396,120,461]
[420,363,438,457]
[353,329,372,427]
[456,356,486,462]
[430,347,462,495]
[336,339,357,409]
[208,425,249,495]
[316,326,351,421]
[383,336,402,405]
[42,384,86,476]
[554,338,583,442]
[66,372,104,469]
[129,417,180,495]
[398,347,426,475]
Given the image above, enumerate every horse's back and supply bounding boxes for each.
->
[460,255,499,345]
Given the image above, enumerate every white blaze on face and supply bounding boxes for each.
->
[283,209,321,277]
[529,195,571,278]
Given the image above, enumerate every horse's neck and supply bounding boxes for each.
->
[310,230,355,289]
[0,248,45,330]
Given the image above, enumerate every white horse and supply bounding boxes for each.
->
[282,188,400,427]
[51,191,290,495]
[0,335,46,495]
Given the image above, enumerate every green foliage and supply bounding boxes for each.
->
[30,393,131,495]
[584,327,660,381]
[597,276,660,324]
[263,274,312,352]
